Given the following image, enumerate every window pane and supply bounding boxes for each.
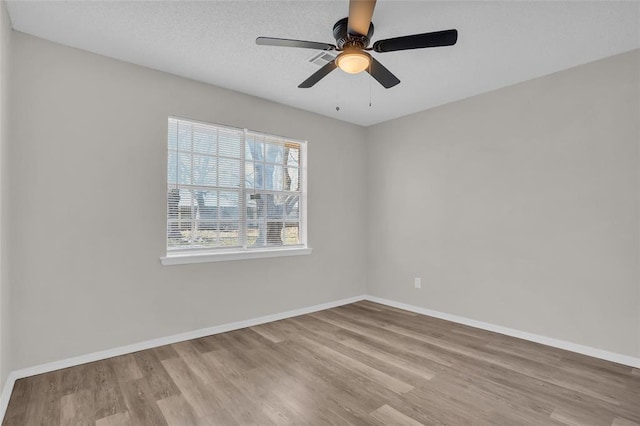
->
[246,192,285,248]
[266,222,284,246]
[283,223,300,245]
[246,139,264,161]
[168,119,178,150]
[266,194,283,221]
[219,222,240,247]
[167,189,241,249]
[168,188,199,249]
[218,158,240,188]
[219,129,242,158]
[195,190,217,230]
[265,142,284,164]
[190,226,218,248]
[245,161,256,189]
[285,167,299,191]
[252,163,264,189]
[182,191,221,247]
[246,221,259,247]
[177,189,196,219]
[218,191,240,248]
[167,221,192,249]
[265,165,283,191]
[168,150,177,185]
[246,194,258,221]
[177,152,191,185]
[286,145,300,167]
[219,191,240,222]
[193,155,217,186]
[284,195,299,221]
[193,124,217,155]
[177,122,191,151]
[167,189,181,221]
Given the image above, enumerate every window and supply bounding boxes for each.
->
[163,117,309,264]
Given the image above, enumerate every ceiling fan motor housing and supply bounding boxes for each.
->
[333,17,374,50]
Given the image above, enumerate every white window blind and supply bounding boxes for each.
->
[167,117,306,254]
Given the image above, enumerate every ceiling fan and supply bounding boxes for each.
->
[256,0,458,89]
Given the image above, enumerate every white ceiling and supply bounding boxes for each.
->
[6,1,640,126]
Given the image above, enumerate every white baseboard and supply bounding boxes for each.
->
[364,295,640,369]
[0,371,17,423]
[0,294,365,422]
[2,293,639,423]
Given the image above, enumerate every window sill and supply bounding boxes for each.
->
[160,247,312,266]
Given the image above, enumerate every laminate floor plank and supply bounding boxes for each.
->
[23,371,61,426]
[272,362,380,426]
[249,322,286,343]
[370,404,424,426]
[2,379,32,426]
[298,334,414,394]
[118,377,167,426]
[59,365,89,396]
[550,406,613,426]
[449,353,638,423]
[286,314,349,341]
[360,300,417,316]
[156,394,198,426]
[290,319,435,389]
[340,337,436,381]
[170,341,227,385]
[92,362,126,420]
[310,310,458,367]
[60,389,94,426]
[3,302,639,425]
[612,417,640,426]
[110,355,144,384]
[160,357,221,418]
[271,341,390,417]
[153,345,180,361]
[268,337,385,420]
[94,411,131,426]
[131,350,180,401]
[189,333,229,354]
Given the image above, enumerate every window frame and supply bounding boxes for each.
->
[161,116,311,265]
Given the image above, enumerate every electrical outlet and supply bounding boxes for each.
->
[414,277,421,289]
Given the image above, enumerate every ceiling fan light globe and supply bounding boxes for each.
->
[336,50,371,74]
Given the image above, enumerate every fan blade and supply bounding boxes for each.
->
[373,29,458,53]
[348,0,376,36]
[298,61,338,88]
[366,57,400,89]
[256,37,336,51]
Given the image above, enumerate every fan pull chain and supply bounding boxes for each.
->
[368,62,372,107]
[336,76,340,111]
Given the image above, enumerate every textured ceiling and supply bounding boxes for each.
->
[6,1,640,126]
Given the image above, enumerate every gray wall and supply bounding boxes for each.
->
[366,50,640,358]
[9,32,368,370]
[0,0,11,389]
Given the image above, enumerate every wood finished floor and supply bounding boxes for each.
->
[3,301,640,425]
